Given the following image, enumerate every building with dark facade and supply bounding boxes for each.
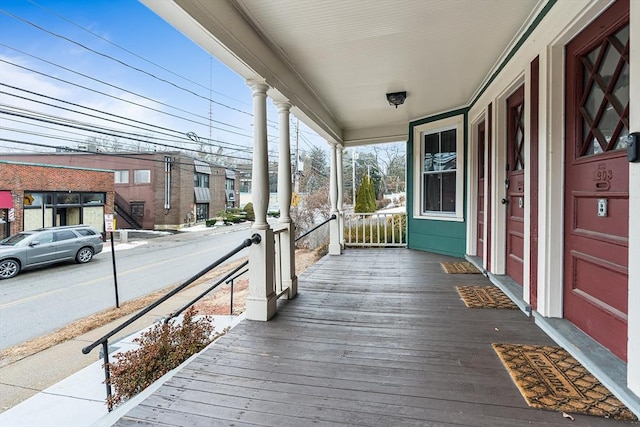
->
[0,160,114,239]
[0,152,239,230]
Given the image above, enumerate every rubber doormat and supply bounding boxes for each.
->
[492,343,637,420]
[440,261,480,274]
[456,285,517,309]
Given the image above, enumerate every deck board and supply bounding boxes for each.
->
[114,249,635,426]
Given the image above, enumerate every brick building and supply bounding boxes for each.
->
[0,160,114,240]
[0,152,239,230]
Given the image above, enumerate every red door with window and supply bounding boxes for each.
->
[477,121,486,260]
[505,87,525,286]
[564,0,629,361]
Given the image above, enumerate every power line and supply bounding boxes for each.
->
[0,9,256,118]
[25,0,252,109]
[0,109,259,162]
[0,90,255,153]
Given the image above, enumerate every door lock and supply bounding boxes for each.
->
[501,198,509,205]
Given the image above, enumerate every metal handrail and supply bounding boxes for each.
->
[295,214,336,242]
[82,233,261,410]
[165,260,248,322]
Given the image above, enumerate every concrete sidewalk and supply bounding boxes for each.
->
[0,314,243,427]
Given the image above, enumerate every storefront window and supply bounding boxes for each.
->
[56,193,80,205]
[81,193,105,204]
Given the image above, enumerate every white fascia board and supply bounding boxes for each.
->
[342,123,409,148]
[142,0,342,144]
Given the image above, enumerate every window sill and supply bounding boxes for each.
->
[414,213,464,222]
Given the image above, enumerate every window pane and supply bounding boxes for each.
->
[441,172,456,212]
[56,193,80,205]
[81,193,105,204]
[134,170,151,183]
[423,174,441,212]
[131,202,144,217]
[115,170,129,184]
[441,129,456,154]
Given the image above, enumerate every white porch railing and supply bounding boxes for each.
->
[344,212,407,247]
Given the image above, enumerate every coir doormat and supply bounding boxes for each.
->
[440,261,480,274]
[492,343,637,420]
[456,285,517,309]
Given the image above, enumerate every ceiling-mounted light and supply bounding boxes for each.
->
[386,91,406,108]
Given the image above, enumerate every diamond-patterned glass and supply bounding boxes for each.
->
[584,83,604,121]
[614,25,629,47]
[597,45,620,86]
[613,126,629,150]
[579,24,629,157]
[612,62,629,108]
[586,47,600,70]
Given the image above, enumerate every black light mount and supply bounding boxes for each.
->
[386,91,406,108]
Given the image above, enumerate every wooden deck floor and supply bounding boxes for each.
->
[114,249,636,426]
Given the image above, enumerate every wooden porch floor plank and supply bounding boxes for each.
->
[115,249,633,426]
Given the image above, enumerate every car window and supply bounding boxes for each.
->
[75,229,95,236]
[37,232,54,244]
[54,230,76,241]
[0,232,33,245]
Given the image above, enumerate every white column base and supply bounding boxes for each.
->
[245,295,277,321]
[329,215,342,255]
[246,228,277,321]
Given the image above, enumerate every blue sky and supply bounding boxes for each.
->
[0,0,327,163]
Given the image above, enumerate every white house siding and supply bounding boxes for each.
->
[466,0,638,398]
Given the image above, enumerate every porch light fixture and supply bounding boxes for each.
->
[386,91,406,108]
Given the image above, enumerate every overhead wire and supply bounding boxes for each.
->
[0,5,326,164]
[24,0,251,108]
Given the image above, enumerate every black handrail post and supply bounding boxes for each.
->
[230,278,234,315]
[102,341,113,412]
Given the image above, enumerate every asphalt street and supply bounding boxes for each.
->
[0,223,251,351]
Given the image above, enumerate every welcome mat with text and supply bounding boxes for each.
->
[440,261,480,274]
[492,343,637,421]
[456,285,518,309]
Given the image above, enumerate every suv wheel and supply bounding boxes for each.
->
[0,259,20,279]
[76,247,94,264]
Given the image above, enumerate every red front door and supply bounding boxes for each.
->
[564,0,629,361]
[505,87,525,286]
[477,121,486,260]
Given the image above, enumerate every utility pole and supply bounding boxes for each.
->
[352,148,357,206]
[294,118,300,194]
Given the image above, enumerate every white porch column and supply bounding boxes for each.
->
[245,80,276,321]
[328,141,342,255]
[337,144,345,248]
[274,100,297,299]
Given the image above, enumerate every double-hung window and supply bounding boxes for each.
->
[134,169,151,184]
[413,115,464,221]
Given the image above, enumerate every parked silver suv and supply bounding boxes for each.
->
[0,225,104,279]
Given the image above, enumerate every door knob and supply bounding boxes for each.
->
[501,198,509,205]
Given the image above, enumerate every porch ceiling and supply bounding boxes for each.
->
[144,0,542,146]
